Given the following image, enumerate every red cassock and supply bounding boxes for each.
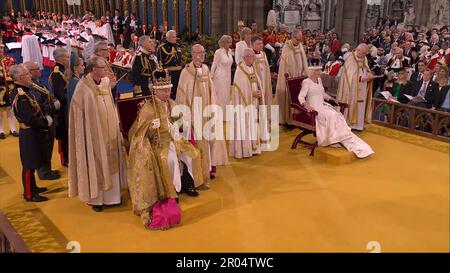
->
[109,49,118,62]
[428,53,441,70]
[262,31,277,45]
[332,38,340,54]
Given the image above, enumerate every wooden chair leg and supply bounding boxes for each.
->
[309,142,318,156]
[291,131,308,149]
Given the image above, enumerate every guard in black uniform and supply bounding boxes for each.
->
[157,30,183,99]
[49,49,69,167]
[131,36,158,96]
[10,64,52,202]
[28,62,61,180]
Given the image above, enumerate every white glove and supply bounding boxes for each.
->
[265,44,276,53]
[275,42,282,48]
[45,115,53,127]
[151,119,160,129]
[53,99,61,110]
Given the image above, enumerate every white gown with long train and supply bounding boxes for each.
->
[298,78,374,158]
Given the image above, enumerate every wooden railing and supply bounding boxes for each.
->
[0,210,29,253]
[372,98,450,142]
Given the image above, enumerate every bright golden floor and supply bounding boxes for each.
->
[0,125,448,252]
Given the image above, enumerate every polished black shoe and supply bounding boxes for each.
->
[35,187,48,194]
[51,170,60,175]
[10,131,18,137]
[210,174,216,180]
[25,194,49,202]
[185,188,199,197]
[92,205,104,212]
[0,133,5,139]
[39,173,60,180]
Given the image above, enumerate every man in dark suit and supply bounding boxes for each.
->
[149,25,162,42]
[433,85,450,112]
[410,69,439,108]
[410,60,427,85]
[112,9,123,33]
[122,10,132,48]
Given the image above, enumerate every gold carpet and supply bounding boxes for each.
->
[0,124,448,252]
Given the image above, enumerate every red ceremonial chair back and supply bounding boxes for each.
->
[286,75,317,130]
[285,74,318,155]
[116,95,152,142]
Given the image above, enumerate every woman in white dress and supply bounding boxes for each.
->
[235,27,252,65]
[298,64,374,158]
[211,35,234,114]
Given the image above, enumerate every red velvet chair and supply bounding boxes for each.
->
[285,74,348,156]
[116,95,153,144]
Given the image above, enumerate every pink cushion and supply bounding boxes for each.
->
[149,198,181,230]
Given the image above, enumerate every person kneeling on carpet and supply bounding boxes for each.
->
[127,68,205,230]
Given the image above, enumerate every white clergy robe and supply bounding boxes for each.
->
[21,34,43,69]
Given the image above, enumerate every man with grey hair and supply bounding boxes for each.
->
[157,29,182,99]
[24,61,61,180]
[176,44,229,181]
[337,43,375,131]
[10,64,53,202]
[275,27,309,127]
[68,55,127,212]
[49,47,70,166]
[386,47,410,73]
[94,40,117,94]
[131,35,158,96]
[230,48,268,159]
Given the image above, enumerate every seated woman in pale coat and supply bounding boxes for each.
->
[298,63,374,158]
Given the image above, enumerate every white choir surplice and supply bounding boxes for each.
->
[298,78,374,158]
[21,34,43,69]
[96,23,115,46]
[80,32,95,61]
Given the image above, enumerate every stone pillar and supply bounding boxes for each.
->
[174,0,179,32]
[115,0,121,12]
[123,0,130,12]
[101,0,107,17]
[162,0,168,26]
[63,0,68,15]
[335,0,366,47]
[198,0,204,34]
[151,0,157,27]
[142,0,148,27]
[185,0,191,32]
[133,0,138,17]
[211,0,265,36]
